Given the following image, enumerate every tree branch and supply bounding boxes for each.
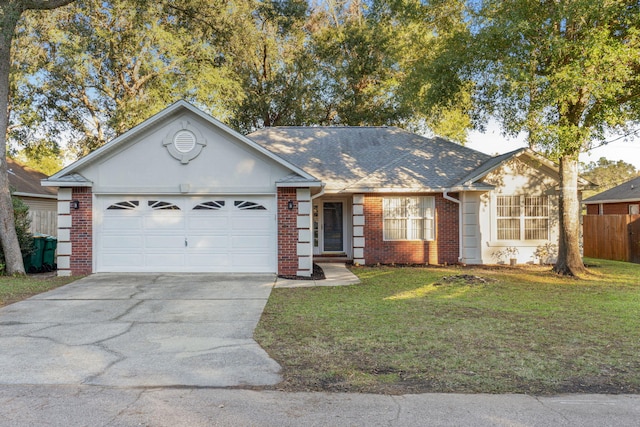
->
[19,0,75,11]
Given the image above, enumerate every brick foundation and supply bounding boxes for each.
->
[363,193,459,265]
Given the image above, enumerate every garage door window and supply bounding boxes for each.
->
[148,200,181,210]
[107,201,139,210]
[235,200,267,210]
[193,201,226,210]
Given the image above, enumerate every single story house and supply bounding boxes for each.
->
[583,176,640,215]
[8,158,58,236]
[43,101,577,276]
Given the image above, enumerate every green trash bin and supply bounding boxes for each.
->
[43,236,58,272]
[23,235,46,273]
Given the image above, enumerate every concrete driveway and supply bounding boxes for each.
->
[0,274,282,387]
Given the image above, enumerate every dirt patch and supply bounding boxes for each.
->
[277,263,326,281]
[433,274,496,286]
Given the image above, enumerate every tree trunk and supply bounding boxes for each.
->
[0,5,26,275]
[1,1,75,274]
[553,155,587,276]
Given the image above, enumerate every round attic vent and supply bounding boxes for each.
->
[163,121,207,164]
[173,130,197,153]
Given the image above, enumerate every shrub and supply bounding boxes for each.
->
[0,194,34,268]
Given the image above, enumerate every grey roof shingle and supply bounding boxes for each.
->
[453,148,526,187]
[8,158,57,197]
[583,176,640,204]
[248,126,492,192]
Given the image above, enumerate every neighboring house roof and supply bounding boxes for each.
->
[583,176,640,204]
[43,100,321,188]
[7,158,57,199]
[248,126,493,192]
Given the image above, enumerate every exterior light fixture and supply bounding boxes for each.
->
[287,200,295,210]
[70,200,80,210]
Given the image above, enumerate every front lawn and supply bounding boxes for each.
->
[0,274,78,307]
[255,258,640,394]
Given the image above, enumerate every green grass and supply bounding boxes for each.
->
[255,258,640,394]
[0,274,78,307]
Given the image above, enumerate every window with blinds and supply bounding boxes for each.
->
[383,197,435,241]
[497,195,549,240]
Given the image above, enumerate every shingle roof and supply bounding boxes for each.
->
[7,158,57,197]
[583,176,640,204]
[453,148,526,187]
[248,126,492,192]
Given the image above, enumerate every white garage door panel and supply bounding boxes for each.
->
[187,216,229,229]
[231,216,271,230]
[145,235,185,249]
[145,253,186,269]
[103,217,142,230]
[189,253,231,268]
[231,235,271,249]
[144,216,184,230]
[96,196,276,273]
[102,235,143,249]
[233,253,272,267]
[101,253,144,268]
[189,235,229,249]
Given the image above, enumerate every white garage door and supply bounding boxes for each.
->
[96,196,276,272]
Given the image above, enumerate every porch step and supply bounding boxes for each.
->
[314,255,351,263]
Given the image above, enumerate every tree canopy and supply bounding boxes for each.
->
[4,0,640,276]
[407,0,640,275]
[581,157,639,199]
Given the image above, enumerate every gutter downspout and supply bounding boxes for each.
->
[443,190,463,263]
[311,185,326,201]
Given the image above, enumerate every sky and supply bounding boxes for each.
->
[466,122,640,170]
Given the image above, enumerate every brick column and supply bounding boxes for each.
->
[69,188,93,275]
[277,188,298,276]
[277,187,313,277]
[56,187,93,276]
[353,194,365,265]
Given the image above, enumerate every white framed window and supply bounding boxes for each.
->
[630,204,639,215]
[497,195,549,240]
[383,196,435,241]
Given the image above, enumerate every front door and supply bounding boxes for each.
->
[323,202,344,252]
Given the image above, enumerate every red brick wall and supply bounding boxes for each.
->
[363,193,459,265]
[586,204,599,215]
[586,202,640,215]
[70,188,93,275]
[277,188,298,276]
[602,202,638,215]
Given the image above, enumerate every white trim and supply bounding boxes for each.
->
[583,198,640,205]
[277,181,323,188]
[12,192,57,199]
[92,191,278,196]
[42,180,92,188]
[342,184,495,195]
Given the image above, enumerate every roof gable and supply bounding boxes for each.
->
[583,176,640,204]
[44,101,318,189]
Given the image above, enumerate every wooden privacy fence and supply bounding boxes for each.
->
[583,214,640,263]
[28,210,57,237]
